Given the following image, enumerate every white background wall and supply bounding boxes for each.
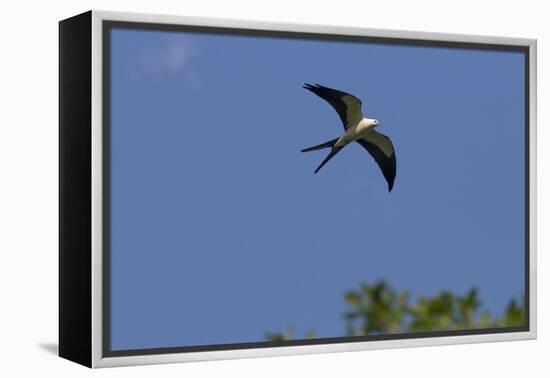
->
[0,0,546,376]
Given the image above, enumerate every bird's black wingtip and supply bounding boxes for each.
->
[303,83,324,90]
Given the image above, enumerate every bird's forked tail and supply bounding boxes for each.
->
[301,138,343,174]
[300,138,339,152]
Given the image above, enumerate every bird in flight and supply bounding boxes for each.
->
[301,83,397,192]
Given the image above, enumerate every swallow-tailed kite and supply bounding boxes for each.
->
[301,83,397,192]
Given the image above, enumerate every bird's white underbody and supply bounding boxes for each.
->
[334,117,379,148]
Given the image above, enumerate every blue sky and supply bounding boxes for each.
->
[108,28,526,350]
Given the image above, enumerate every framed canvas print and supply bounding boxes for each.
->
[59,10,537,368]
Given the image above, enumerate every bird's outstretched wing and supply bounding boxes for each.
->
[356,131,397,192]
[303,83,364,129]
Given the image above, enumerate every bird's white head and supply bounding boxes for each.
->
[372,119,380,127]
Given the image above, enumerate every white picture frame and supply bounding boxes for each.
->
[59,10,537,368]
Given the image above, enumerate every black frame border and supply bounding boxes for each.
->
[59,11,93,367]
[101,20,531,358]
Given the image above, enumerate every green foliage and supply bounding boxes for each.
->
[266,280,525,341]
[265,328,293,342]
[265,327,317,341]
[344,281,409,335]
[491,298,526,328]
